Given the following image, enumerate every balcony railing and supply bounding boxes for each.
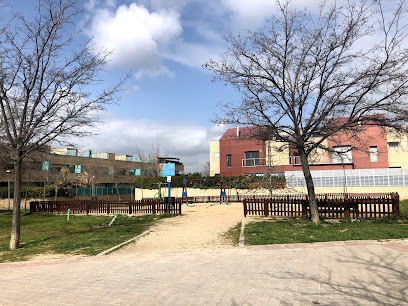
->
[292,155,352,165]
[241,155,353,167]
[242,158,267,167]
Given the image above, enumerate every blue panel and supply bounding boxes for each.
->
[42,161,50,171]
[163,163,176,176]
[75,165,82,173]
[182,191,187,197]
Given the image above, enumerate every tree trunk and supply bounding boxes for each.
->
[10,156,22,250]
[115,184,121,201]
[298,148,320,224]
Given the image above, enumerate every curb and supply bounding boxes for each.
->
[239,217,246,247]
[96,230,152,256]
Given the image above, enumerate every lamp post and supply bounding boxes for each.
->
[6,170,11,210]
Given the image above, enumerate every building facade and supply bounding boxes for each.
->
[1,148,184,188]
[210,123,408,177]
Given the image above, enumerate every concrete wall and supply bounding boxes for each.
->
[210,140,220,176]
[135,186,408,201]
[386,128,408,168]
[0,194,133,210]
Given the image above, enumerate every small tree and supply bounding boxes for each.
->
[205,0,408,223]
[0,0,126,249]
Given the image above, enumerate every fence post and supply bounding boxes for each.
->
[107,202,110,215]
[393,193,400,220]
[301,200,308,217]
[344,197,350,219]
[264,199,269,217]
[129,201,132,214]
[243,200,247,217]
[153,201,156,214]
[178,200,182,215]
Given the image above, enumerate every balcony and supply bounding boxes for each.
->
[242,158,267,167]
[292,155,352,165]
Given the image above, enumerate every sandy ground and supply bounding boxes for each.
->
[2,202,244,262]
[111,202,244,256]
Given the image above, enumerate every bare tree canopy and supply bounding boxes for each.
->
[205,0,408,223]
[0,0,126,249]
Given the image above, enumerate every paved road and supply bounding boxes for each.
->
[1,240,407,305]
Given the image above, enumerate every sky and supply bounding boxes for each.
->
[2,0,325,173]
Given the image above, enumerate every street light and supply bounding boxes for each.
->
[6,170,10,210]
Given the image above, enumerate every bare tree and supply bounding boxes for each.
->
[106,161,124,201]
[136,143,164,177]
[0,0,126,249]
[202,161,211,177]
[205,0,408,223]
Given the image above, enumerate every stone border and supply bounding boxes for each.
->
[239,217,246,247]
[96,230,152,256]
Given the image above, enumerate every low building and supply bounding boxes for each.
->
[1,148,184,188]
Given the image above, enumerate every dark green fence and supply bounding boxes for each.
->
[76,187,132,196]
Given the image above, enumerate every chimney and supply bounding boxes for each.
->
[236,124,240,138]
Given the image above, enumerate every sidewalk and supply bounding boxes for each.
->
[1,239,407,305]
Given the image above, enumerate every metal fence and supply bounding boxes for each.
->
[286,168,408,187]
[75,187,132,196]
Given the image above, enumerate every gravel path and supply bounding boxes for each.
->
[111,202,243,256]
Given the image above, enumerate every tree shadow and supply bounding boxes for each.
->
[258,242,408,305]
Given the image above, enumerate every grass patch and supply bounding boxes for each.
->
[224,222,241,245]
[0,211,175,263]
[244,199,408,246]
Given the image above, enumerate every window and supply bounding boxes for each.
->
[214,152,220,158]
[226,154,231,168]
[118,169,127,175]
[388,142,399,148]
[332,146,352,163]
[370,146,378,163]
[244,151,260,167]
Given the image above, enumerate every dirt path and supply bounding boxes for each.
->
[111,202,244,256]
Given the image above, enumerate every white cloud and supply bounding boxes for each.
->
[221,0,336,30]
[89,3,182,78]
[74,114,226,173]
[138,0,192,11]
[85,0,100,11]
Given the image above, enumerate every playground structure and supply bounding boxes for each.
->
[181,178,228,205]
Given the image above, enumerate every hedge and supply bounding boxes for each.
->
[134,175,286,190]
[0,186,75,199]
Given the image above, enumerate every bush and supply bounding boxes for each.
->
[134,175,286,190]
[0,186,75,199]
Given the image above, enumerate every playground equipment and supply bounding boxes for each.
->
[181,178,228,205]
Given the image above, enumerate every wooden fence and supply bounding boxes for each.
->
[30,199,182,215]
[172,194,275,203]
[243,193,400,219]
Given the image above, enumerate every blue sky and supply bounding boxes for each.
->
[3,0,322,173]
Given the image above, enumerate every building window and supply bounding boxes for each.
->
[387,142,399,148]
[332,146,352,163]
[244,151,260,167]
[370,146,378,163]
[226,154,231,168]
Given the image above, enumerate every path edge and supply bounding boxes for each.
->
[96,230,152,256]
[239,217,246,247]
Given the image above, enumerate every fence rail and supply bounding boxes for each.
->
[30,199,182,215]
[243,193,400,219]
